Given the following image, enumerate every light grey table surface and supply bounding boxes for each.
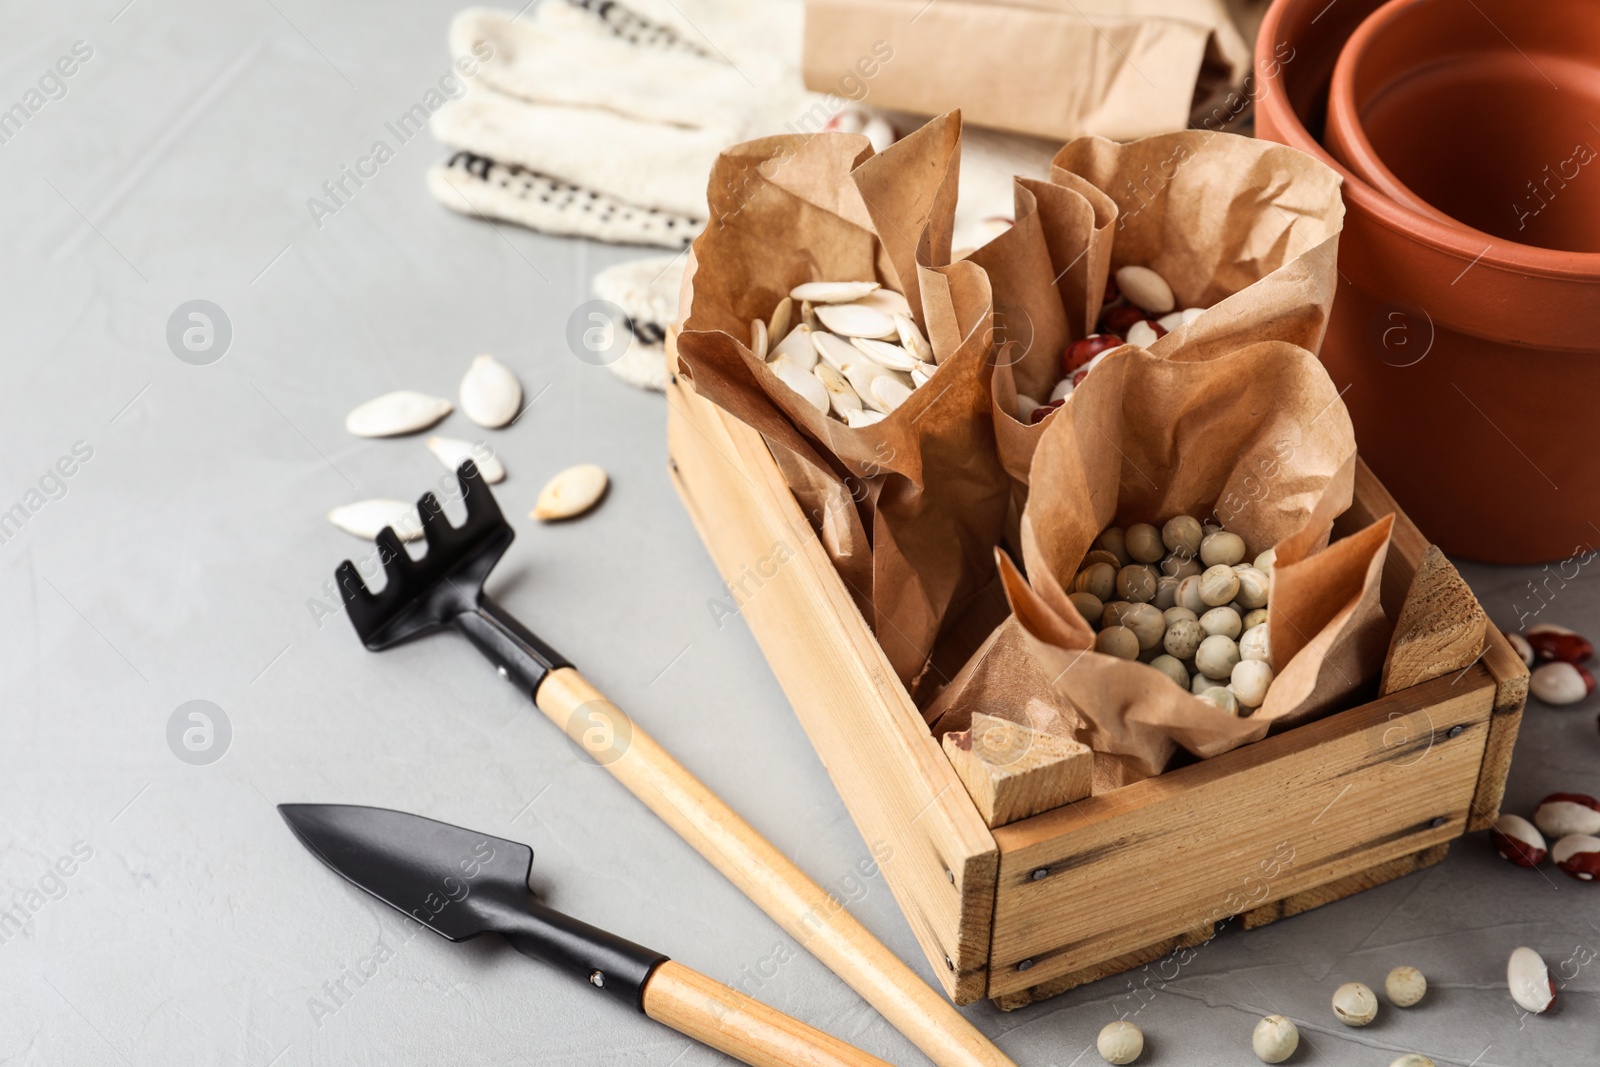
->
[3,3,1596,1066]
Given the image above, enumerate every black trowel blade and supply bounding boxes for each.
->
[278,803,532,942]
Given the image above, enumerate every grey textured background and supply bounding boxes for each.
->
[2,2,1596,1065]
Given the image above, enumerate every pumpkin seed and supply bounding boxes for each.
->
[768,297,792,344]
[894,313,934,363]
[531,464,608,521]
[844,408,887,428]
[852,288,912,318]
[870,375,913,412]
[810,330,859,372]
[770,323,817,370]
[329,499,423,540]
[812,364,861,417]
[850,336,922,372]
[459,354,522,428]
[345,390,452,437]
[770,355,829,414]
[750,318,768,361]
[790,280,880,304]
[426,435,505,483]
[840,360,896,410]
[814,302,897,339]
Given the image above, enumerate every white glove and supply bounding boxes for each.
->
[428,1,1061,251]
[428,0,811,246]
[588,254,687,391]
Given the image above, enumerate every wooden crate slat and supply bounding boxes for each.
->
[666,375,1000,1002]
[1467,630,1530,830]
[1240,842,1451,929]
[991,923,1216,1012]
[985,668,1495,998]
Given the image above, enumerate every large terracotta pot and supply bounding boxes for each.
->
[1325,0,1600,254]
[1255,0,1600,563]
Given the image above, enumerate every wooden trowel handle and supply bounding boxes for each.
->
[644,960,893,1067]
[534,667,1017,1067]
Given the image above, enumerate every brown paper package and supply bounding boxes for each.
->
[983,132,1347,512]
[675,112,1385,787]
[802,0,1251,142]
[976,343,1394,787]
[673,114,1011,696]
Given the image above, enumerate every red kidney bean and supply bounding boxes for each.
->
[1029,399,1064,425]
[1062,334,1120,373]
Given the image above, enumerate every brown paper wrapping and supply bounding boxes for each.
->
[978,132,1346,509]
[675,112,1382,787]
[1055,133,1346,361]
[674,115,1011,694]
[802,0,1251,142]
[992,342,1394,785]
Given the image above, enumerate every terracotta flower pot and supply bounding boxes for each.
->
[1255,0,1600,564]
[1326,0,1600,253]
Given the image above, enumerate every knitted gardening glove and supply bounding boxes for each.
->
[427,1,1061,251]
[589,253,686,390]
[428,0,812,247]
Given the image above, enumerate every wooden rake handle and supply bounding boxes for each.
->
[645,960,892,1067]
[536,668,1016,1067]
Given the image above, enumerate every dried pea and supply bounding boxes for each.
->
[1196,634,1241,679]
[1098,526,1132,565]
[1126,522,1165,563]
[1198,564,1240,607]
[1069,591,1104,622]
[1095,626,1139,660]
[1122,603,1166,650]
[1200,530,1247,566]
[1117,564,1157,603]
[1076,562,1116,602]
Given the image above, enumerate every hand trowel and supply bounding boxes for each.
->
[279,803,896,1067]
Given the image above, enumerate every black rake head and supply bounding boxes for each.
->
[336,460,512,650]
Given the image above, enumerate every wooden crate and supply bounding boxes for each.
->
[665,373,1527,1008]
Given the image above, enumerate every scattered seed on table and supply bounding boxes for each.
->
[531,464,608,522]
[1331,981,1377,1026]
[1385,965,1427,1007]
[1095,1020,1143,1065]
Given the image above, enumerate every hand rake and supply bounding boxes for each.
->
[335,461,1016,1067]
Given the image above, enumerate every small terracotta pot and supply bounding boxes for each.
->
[1326,0,1600,254]
[1255,0,1600,563]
